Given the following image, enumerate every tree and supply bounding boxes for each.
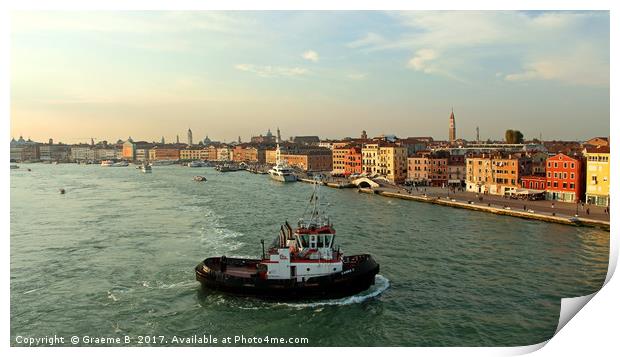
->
[505,129,524,144]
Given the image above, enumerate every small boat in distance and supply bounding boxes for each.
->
[141,164,152,173]
[101,160,128,167]
[195,179,380,300]
[188,161,204,168]
[10,164,19,169]
[193,176,207,182]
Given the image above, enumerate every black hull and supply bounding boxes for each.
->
[195,254,380,300]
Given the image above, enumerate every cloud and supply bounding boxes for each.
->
[346,73,368,81]
[347,11,609,86]
[302,50,319,62]
[234,64,308,78]
[346,32,386,49]
[407,49,438,73]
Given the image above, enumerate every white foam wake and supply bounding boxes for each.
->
[278,275,390,309]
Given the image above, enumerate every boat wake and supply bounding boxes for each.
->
[278,275,390,309]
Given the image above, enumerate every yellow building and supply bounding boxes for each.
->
[362,143,379,175]
[584,146,610,206]
[180,147,209,160]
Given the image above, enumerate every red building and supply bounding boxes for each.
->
[545,153,584,203]
[520,175,546,190]
[428,152,449,187]
[343,146,362,176]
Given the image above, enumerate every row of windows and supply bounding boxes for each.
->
[547,172,575,179]
[547,181,575,189]
[548,161,576,169]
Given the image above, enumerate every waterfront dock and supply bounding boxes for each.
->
[355,187,609,230]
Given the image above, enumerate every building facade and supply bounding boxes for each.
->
[343,146,362,177]
[545,153,584,203]
[407,155,430,185]
[584,146,610,206]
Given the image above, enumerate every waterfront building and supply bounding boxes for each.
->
[280,153,332,172]
[20,143,40,162]
[122,138,135,161]
[545,153,584,203]
[584,146,610,206]
[10,146,23,162]
[180,147,209,161]
[216,146,233,161]
[428,151,449,187]
[376,143,408,184]
[39,144,70,162]
[343,146,363,177]
[135,148,150,162]
[442,143,547,156]
[266,148,277,165]
[491,156,523,195]
[407,155,430,185]
[70,145,95,162]
[10,136,39,162]
[362,143,379,176]
[466,154,529,195]
[331,143,350,175]
[521,175,547,190]
[94,148,118,161]
[149,146,180,161]
[232,145,266,163]
[449,109,456,143]
[447,154,466,186]
[206,145,218,161]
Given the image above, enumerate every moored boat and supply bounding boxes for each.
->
[195,180,380,300]
[268,141,296,182]
[193,175,207,182]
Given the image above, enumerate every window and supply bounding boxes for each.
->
[562,183,567,189]
[570,183,575,189]
[309,235,317,249]
[570,173,574,179]
[564,163,567,169]
[571,163,575,169]
[554,162,558,168]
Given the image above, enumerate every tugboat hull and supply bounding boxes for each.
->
[195,254,379,300]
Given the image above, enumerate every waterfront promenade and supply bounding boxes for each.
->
[295,173,609,229]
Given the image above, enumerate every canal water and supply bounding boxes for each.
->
[10,164,609,346]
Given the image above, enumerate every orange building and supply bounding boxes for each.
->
[280,152,332,172]
[407,155,430,184]
[331,143,350,175]
[149,146,180,161]
[343,146,362,176]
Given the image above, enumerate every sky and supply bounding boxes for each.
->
[10,11,610,144]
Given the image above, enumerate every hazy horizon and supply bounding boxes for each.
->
[10,11,610,144]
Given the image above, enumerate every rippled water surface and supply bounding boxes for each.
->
[10,164,609,346]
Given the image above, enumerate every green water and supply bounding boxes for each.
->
[10,164,609,346]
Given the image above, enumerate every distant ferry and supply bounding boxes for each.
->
[101,160,128,167]
[188,161,205,168]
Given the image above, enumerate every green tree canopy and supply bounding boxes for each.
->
[505,129,524,144]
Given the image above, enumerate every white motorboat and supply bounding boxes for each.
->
[268,141,296,182]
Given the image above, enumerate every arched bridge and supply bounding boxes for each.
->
[351,177,381,188]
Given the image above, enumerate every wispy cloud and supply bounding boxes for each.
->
[347,11,609,86]
[346,73,368,81]
[234,64,308,78]
[302,50,319,62]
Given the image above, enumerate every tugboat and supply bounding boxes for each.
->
[195,180,380,299]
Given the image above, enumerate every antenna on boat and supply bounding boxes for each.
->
[260,239,265,260]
